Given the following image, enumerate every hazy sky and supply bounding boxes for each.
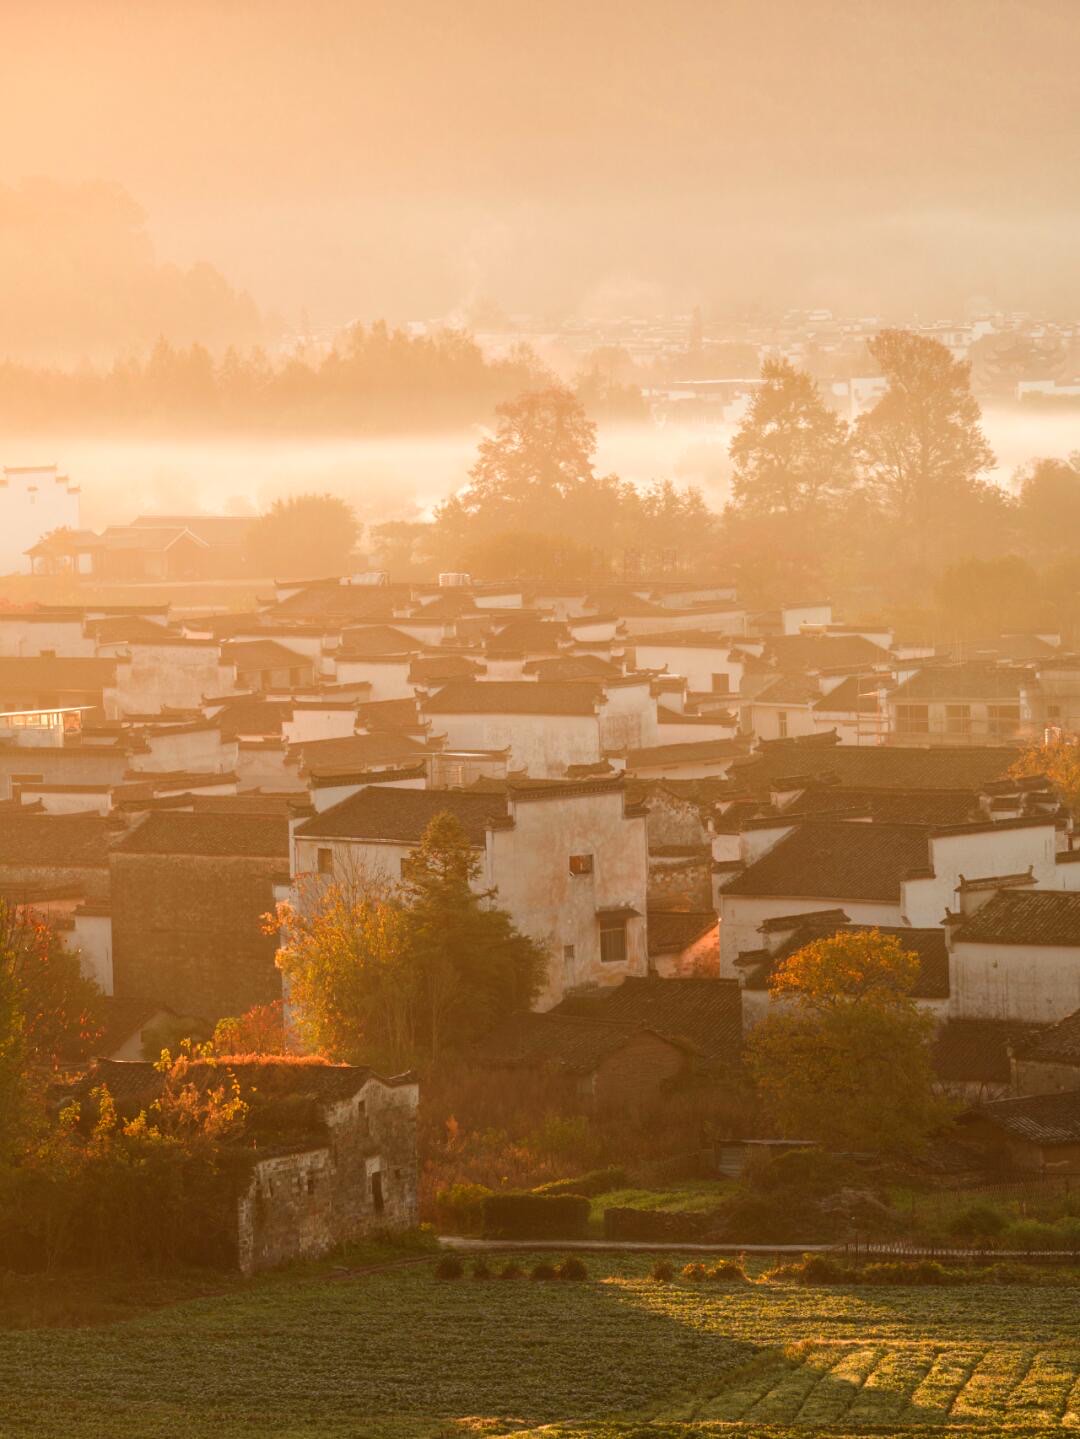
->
[7,0,1080,326]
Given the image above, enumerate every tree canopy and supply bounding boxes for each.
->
[748,929,951,1157]
[248,493,360,577]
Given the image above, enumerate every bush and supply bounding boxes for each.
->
[768,1252,855,1285]
[533,1167,628,1199]
[481,1192,589,1240]
[470,1258,491,1280]
[497,1261,524,1280]
[744,1146,856,1196]
[434,1255,464,1280]
[604,1207,721,1243]
[718,1192,804,1243]
[651,1259,675,1282]
[436,1182,493,1234]
[948,1203,1006,1242]
[681,1262,708,1282]
[555,1255,588,1281]
[529,1261,557,1280]
[1004,1219,1061,1252]
[707,1256,750,1284]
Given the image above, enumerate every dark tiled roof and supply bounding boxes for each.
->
[217,698,290,739]
[752,676,821,706]
[525,655,623,681]
[782,786,981,827]
[338,625,423,657]
[223,640,311,671]
[647,909,717,956]
[932,1019,1044,1084]
[723,821,930,903]
[556,976,742,1061]
[114,811,288,858]
[96,996,174,1055]
[968,1089,1080,1144]
[812,675,890,712]
[891,663,1027,701]
[1017,1008,1080,1066]
[423,680,602,716]
[87,616,178,644]
[487,619,570,654]
[409,654,484,684]
[295,785,508,845]
[954,891,1080,948]
[754,634,891,671]
[0,813,112,866]
[295,732,428,775]
[355,698,422,731]
[729,741,1021,794]
[477,1010,685,1073]
[750,922,949,999]
[625,737,743,768]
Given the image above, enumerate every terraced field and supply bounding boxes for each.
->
[2,1254,1079,1437]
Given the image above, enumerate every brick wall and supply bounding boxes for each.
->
[647,853,713,909]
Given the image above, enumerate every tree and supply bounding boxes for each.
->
[1017,455,1080,552]
[852,331,995,569]
[212,1000,288,1056]
[248,493,360,577]
[272,874,416,1071]
[434,388,602,551]
[399,814,547,1061]
[1010,739,1080,815]
[747,930,951,1157]
[934,555,1045,640]
[728,359,852,519]
[2,903,102,1070]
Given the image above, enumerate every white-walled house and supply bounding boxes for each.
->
[1,465,81,574]
[948,890,1080,1025]
[291,778,649,1009]
[421,680,656,778]
[101,639,239,716]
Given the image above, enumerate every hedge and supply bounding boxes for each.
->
[603,1206,723,1243]
[481,1192,590,1240]
[533,1168,628,1199]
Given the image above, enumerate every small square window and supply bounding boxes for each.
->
[569,854,594,876]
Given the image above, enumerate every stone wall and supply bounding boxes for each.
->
[235,1076,419,1274]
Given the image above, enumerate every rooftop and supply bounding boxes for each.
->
[723,821,930,903]
[113,811,288,858]
[295,785,510,845]
[954,890,1080,948]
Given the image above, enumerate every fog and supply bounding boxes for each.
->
[8,405,1077,537]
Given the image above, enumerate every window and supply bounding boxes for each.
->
[777,711,788,739]
[306,1172,316,1196]
[563,944,575,965]
[945,704,971,735]
[317,847,333,875]
[599,915,628,964]
[989,704,1020,737]
[711,673,730,694]
[896,703,930,735]
[569,853,594,876]
[370,1171,384,1214]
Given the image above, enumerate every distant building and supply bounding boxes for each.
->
[2,465,81,575]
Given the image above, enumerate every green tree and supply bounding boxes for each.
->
[729,358,852,519]
[853,331,995,569]
[272,875,416,1071]
[400,814,547,1061]
[435,387,602,551]
[747,929,951,1157]
[934,555,1045,639]
[248,493,360,577]
[1017,455,1080,552]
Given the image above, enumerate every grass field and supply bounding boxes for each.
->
[4,1252,1080,1437]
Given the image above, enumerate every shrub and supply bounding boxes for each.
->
[769,1252,854,1285]
[651,1259,675,1282]
[718,1192,803,1243]
[707,1256,750,1284]
[1004,1219,1060,1252]
[681,1262,708,1282]
[948,1202,1007,1242]
[481,1192,590,1240]
[434,1255,464,1280]
[533,1167,628,1198]
[604,1207,720,1243]
[555,1255,588,1281]
[436,1182,493,1234]
[470,1258,491,1280]
[744,1146,855,1196]
[497,1261,524,1280]
[529,1261,557,1280]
